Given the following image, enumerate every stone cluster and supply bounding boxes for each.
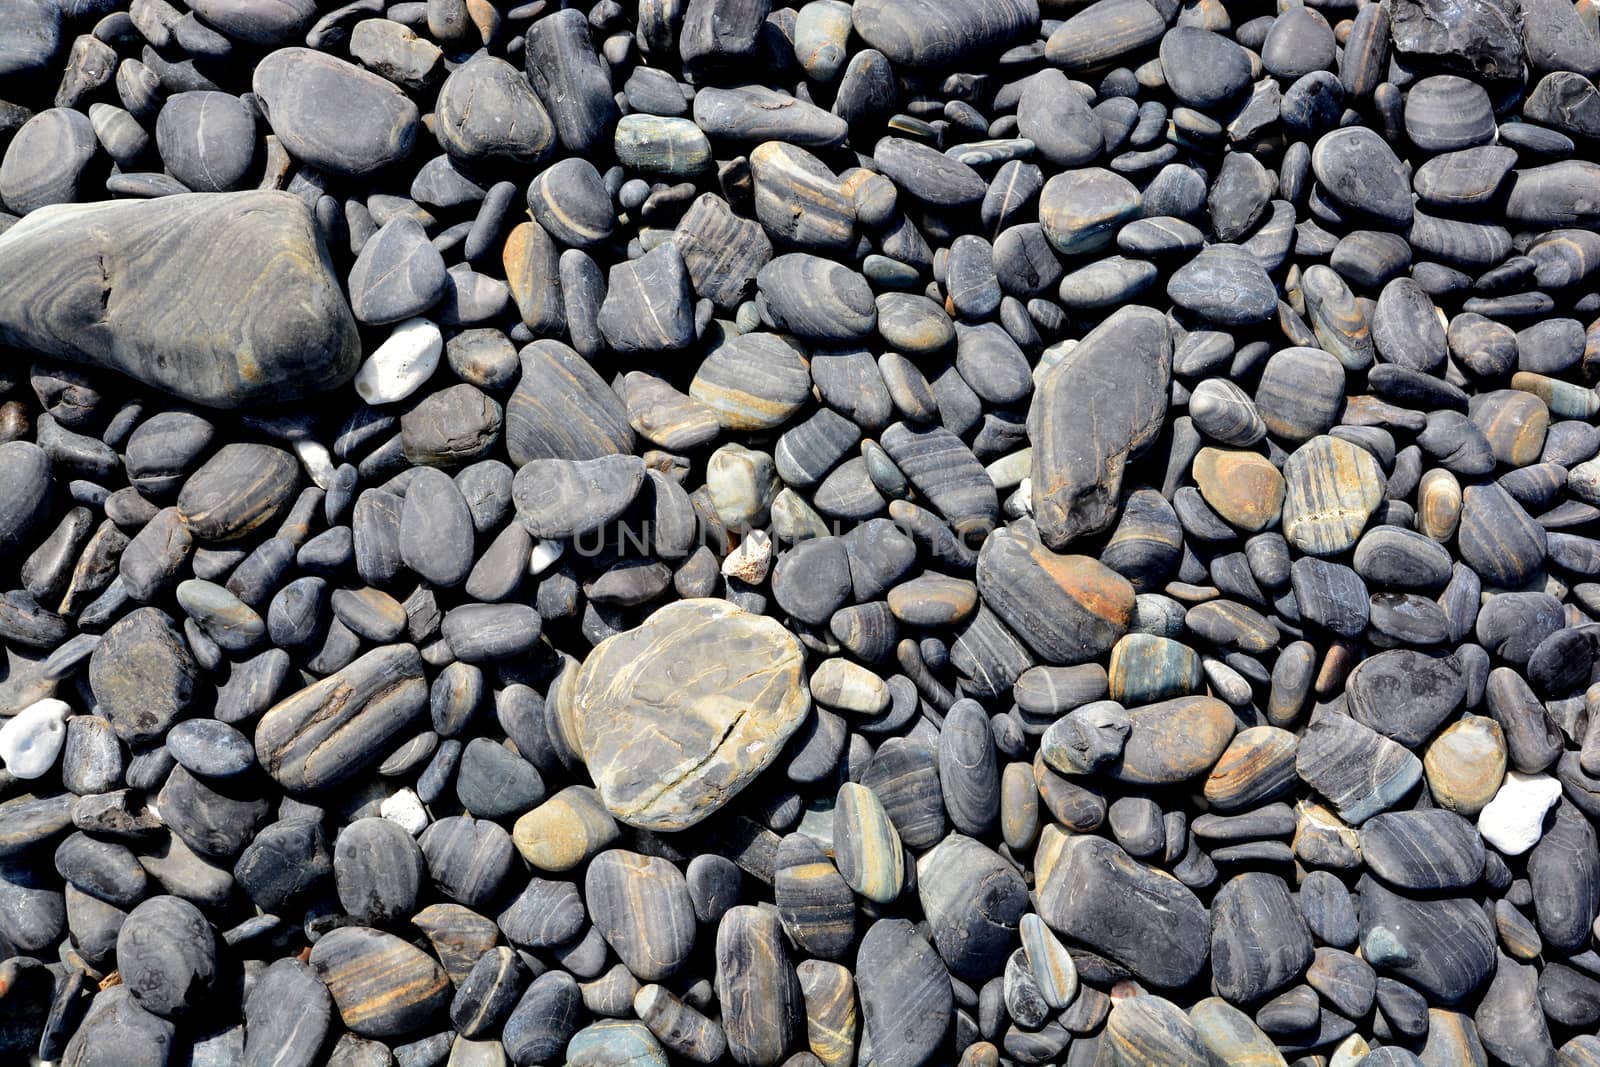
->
[4,0,1600,1064]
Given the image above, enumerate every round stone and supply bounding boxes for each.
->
[1039,168,1141,255]
[177,443,301,543]
[585,850,697,982]
[512,785,619,872]
[155,92,256,193]
[435,55,555,164]
[335,817,426,925]
[571,599,810,830]
[1311,126,1414,229]
[1281,436,1386,556]
[116,896,216,1018]
[1426,714,1508,817]
[0,108,97,214]
[1168,245,1279,327]
[252,48,419,175]
[1192,448,1285,532]
[1404,75,1496,152]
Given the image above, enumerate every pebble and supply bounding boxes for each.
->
[977,527,1134,665]
[348,216,448,325]
[691,332,812,432]
[244,959,332,1067]
[354,318,444,406]
[0,192,361,407]
[854,918,951,1067]
[834,781,904,904]
[599,243,695,353]
[715,906,804,1066]
[256,643,428,792]
[61,986,175,1067]
[253,48,418,175]
[1479,770,1564,855]
[1168,244,1279,326]
[512,785,619,871]
[585,850,697,981]
[435,54,554,164]
[775,833,855,960]
[1281,435,1386,556]
[335,816,426,924]
[155,92,255,193]
[1030,306,1169,548]
[1211,872,1313,1004]
[1360,809,1486,890]
[572,599,808,829]
[0,697,70,778]
[1039,835,1208,988]
[1296,712,1422,825]
[117,895,216,1018]
[310,926,451,1038]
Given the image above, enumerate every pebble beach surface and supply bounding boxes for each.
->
[3,0,1600,1064]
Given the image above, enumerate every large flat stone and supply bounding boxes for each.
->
[570,599,810,830]
[0,192,359,408]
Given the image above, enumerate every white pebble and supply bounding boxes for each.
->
[1004,477,1033,518]
[294,439,337,490]
[353,317,442,405]
[381,788,429,835]
[529,538,566,576]
[0,698,72,779]
[1477,770,1563,855]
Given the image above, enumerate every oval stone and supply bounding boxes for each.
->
[309,926,451,1039]
[572,599,810,830]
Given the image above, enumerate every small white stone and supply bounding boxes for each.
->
[353,317,442,405]
[722,529,773,583]
[1477,770,1563,855]
[294,439,337,490]
[0,698,72,779]
[1004,477,1033,518]
[381,788,429,835]
[529,538,565,576]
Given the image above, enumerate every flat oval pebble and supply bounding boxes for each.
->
[691,332,813,431]
[585,850,697,982]
[309,926,451,1038]
[177,443,300,543]
[116,895,215,1018]
[572,599,809,830]
[1312,126,1414,229]
[852,0,1036,68]
[253,48,418,175]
